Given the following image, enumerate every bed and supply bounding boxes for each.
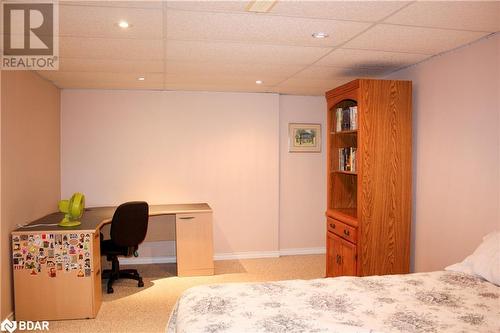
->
[166,270,499,333]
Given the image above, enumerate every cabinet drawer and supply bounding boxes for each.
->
[327,218,357,244]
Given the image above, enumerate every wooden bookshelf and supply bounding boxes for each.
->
[325,79,412,278]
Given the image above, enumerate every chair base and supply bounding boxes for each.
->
[102,256,144,294]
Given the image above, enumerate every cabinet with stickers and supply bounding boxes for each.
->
[11,230,101,321]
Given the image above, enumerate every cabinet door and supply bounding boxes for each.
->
[340,237,357,276]
[326,232,343,277]
[326,232,357,277]
[176,212,214,276]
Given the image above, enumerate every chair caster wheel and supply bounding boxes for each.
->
[138,280,144,287]
[107,287,114,294]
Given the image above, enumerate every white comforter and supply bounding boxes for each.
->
[167,271,500,333]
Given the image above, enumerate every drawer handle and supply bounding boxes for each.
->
[95,269,101,276]
[179,216,195,220]
[336,254,342,265]
[329,223,336,229]
[343,229,350,236]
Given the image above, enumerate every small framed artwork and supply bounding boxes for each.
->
[288,123,321,152]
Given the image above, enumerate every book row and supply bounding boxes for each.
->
[335,106,358,132]
[339,147,357,172]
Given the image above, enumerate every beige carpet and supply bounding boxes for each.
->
[46,255,325,333]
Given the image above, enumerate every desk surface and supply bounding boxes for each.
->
[12,203,212,233]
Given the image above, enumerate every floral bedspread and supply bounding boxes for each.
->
[166,271,500,333]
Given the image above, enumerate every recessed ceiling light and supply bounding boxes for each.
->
[312,32,329,39]
[118,20,130,29]
[137,76,145,81]
[256,80,263,84]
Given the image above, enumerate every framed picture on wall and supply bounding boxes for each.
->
[288,123,321,153]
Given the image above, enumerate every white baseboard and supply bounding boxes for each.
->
[279,247,326,256]
[120,243,325,265]
[214,251,281,261]
[120,256,176,265]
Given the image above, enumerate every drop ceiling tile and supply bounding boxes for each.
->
[272,86,324,96]
[55,81,164,90]
[164,82,274,94]
[166,40,331,65]
[293,65,389,81]
[164,73,285,87]
[275,77,347,96]
[270,1,411,22]
[38,71,164,84]
[166,61,302,78]
[344,24,489,54]
[61,1,163,9]
[165,9,370,47]
[316,48,429,69]
[60,37,164,60]
[165,1,247,13]
[59,58,164,73]
[385,1,500,32]
[60,4,163,39]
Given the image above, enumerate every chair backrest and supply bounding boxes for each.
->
[110,201,149,248]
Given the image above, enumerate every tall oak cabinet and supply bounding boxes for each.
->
[325,79,412,277]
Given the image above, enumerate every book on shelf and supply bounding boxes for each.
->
[338,147,357,172]
[335,106,357,132]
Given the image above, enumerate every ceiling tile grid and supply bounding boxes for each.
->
[35,0,498,96]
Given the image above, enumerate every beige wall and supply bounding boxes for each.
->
[61,90,280,255]
[279,95,326,251]
[1,71,60,318]
[386,34,500,272]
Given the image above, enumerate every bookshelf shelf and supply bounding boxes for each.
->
[325,79,412,279]
[331,130,358,135]
[326,208,358,226]
[332,170,357,176]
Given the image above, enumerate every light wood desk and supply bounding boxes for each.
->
[11,203,214,321]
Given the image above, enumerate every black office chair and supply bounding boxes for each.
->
[101,201,149,294]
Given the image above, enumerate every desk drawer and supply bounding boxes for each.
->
[327,218,357,244]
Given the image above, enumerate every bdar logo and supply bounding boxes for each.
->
[0,319,17,333]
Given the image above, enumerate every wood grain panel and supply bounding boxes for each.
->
[331,173,357,210]
[358,79,412,276]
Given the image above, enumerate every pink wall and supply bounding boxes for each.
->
[386,34,500,272]
[61,91,328,258]
[1,71,60,318]
[279,95,326,252]
[61,90,280,255]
